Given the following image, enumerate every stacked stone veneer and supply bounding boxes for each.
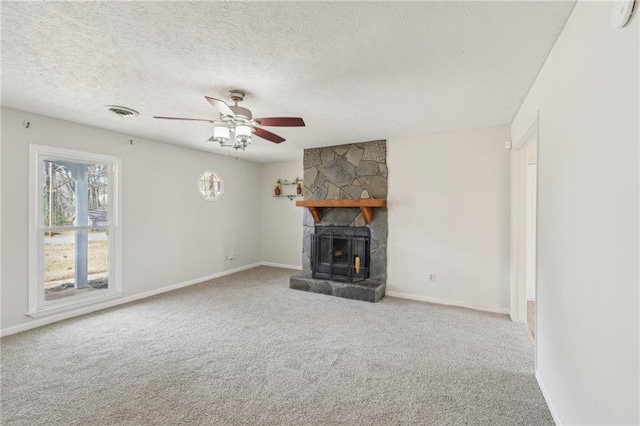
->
[301,140,387,283]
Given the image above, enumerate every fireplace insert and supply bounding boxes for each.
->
[311,226,370,282]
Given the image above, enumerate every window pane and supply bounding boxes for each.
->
[87,230,109,289]
[87,164,109,221]
[198,170,223,201]
[42,160,75,227]
[42,160,109,227]
[44,231,76,285]
[44,230,109,301]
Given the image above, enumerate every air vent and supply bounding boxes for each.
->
[105,105,139,118]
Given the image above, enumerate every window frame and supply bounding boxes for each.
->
[28,144,123,317]
[198,170,224,201]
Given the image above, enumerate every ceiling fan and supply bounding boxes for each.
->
[153,90,305,150]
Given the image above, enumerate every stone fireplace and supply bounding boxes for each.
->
[290,140,387,302]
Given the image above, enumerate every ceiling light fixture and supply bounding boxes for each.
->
[154,90,305,151]
[208,91,254,151]
[211,122,252,151]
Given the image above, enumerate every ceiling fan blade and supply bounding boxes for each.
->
[153,116,215,123]
[254,117,305,127]
[253,127,286,144]
[205,96,235,117]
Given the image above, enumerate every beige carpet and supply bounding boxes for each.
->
[1,266,551,425]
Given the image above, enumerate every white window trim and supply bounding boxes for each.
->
[28,144,123,318]
[198,170,224,201]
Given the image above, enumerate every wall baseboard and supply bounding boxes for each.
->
[385,290,510,315]
[260,261,302,270]
[536,371,563,425]
[0,262,262,337]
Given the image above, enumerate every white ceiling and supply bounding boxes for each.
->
[1,1,574,163]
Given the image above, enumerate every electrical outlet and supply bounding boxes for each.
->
[428,273,436,282]
[225,251,240,261]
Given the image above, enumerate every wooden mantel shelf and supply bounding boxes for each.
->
[295,199,386,224]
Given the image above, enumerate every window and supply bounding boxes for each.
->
[29,145,122,317]
[199,170,224,201]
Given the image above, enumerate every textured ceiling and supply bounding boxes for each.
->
[1,1,574,162]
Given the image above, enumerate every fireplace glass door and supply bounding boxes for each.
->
[311,226,370,282]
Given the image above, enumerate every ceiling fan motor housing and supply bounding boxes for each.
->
[225,91,252,120]
[229,105,252,120]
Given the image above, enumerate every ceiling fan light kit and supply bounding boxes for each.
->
[211,123,253,151]
[154,90,305,151]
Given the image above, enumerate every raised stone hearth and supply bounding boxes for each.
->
[290,273,385,303]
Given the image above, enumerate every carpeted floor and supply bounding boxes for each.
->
[1,266,552,425]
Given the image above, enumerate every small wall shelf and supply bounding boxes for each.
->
[274,178,302,201]
[273,194,301,201]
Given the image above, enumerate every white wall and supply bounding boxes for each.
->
[1,107,262,333]
[511,1,639,424]
[260,160,303,269]
[387,126,511,313]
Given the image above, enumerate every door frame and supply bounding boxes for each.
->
[510,116,538,323]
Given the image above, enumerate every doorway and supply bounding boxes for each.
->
[510,118,538,344]
[525,141,538,338]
